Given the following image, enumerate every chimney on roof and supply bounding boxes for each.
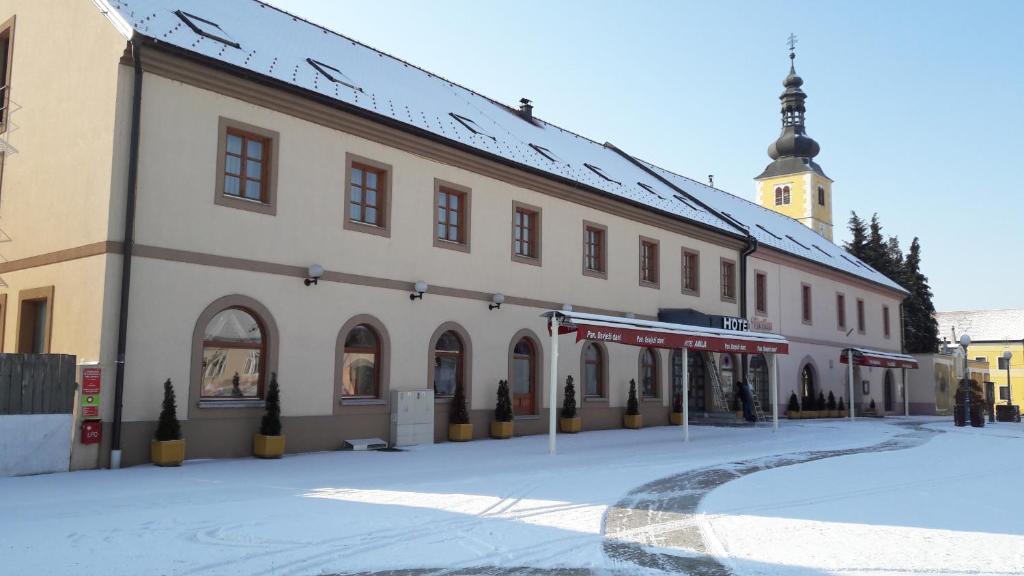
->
[518,98,533,121]
[708,174,715,187]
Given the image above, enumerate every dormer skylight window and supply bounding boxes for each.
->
[673,194,697,211]
[636,182,664,199]
[755,224,783,240]
[529,143,562,163]
[721,211,747,228]
[841,254,864,268]
[786,235,810,250]
[174,10,241,49]
[812,244,833,258]
[583,163,620,185]
[449,113,495,139]
[307,58,359,91]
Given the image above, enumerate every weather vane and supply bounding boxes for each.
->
[787,33,798,55]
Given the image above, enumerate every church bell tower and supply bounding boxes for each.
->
[755,36,834,241]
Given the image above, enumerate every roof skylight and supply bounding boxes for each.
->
[721,211,747,228]
[841,254,864,268]
[755,224,783,240]
[307,58,359,90]
[449,113,495,139]
[673,194,698,211]
[636,182,664,199]
[529,143,562,163]
[786,235,810,250]
[812,244,833,258]
[174,10,240,49]
[583,163,620,185]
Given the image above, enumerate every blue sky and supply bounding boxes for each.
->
[274,0,1023,312]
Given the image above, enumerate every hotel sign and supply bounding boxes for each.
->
[576,325,789,355]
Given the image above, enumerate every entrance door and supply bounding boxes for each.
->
[512,338,536,415]
[884,370,895,412]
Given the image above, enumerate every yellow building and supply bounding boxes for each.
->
[936,310,1024,410]
[755,50,834,241]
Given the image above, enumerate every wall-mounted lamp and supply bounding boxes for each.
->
[561,304,573,312]
[304,264,324,286]
[410,280,429,300]
[489,293,505,310]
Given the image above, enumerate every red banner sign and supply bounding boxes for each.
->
[82,367,102,395]
[574,324,789,354]
[840,351,918,369]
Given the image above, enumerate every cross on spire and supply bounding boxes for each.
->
[787,33,798,55]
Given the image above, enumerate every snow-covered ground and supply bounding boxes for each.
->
[4,418,1005,575]
[703,421,1024,576]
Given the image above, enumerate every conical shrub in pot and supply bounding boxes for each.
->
[560,375,581,433]
[827,391,837,417]
[491,379,514,439]
[254,373,285,458]
[448,380,473,441]
[787,391,801,419]
[151,379,185,466]
[623,379,642,429]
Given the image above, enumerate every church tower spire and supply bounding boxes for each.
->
[755,35,835,241]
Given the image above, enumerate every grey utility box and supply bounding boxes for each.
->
[389,389,434,447]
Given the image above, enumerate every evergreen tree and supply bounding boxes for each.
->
[816,391,826,411]
[450,380,470,424]
[845,212,868,258]
[902,237,940,353]
[494,379,513,422]
[259,373,282,436]
[626,379,640,416]
[864,213,889,275]
[827,391,837,411]
[801,391,815,412]
[838,396,846,412]
[788,392,801,413]
[154,379,181,441]
[560,376,577,419]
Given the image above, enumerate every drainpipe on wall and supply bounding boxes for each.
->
[110,40,143,469]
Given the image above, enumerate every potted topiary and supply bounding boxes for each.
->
[560,375,582,433]
[491,379,514,439]
[801,392,817,419]
[816,391,827,416]
[254,373,285,458]
[670,386,684,425]
[623,379,643,429]
[151,379,185,467]
[826,390,837,418]
[448,380,473,441]
[865,398,877,416]
[837,396,847,418]
[787,391,801,419]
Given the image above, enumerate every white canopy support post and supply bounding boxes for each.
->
[548,316,560,455]
[681,347,690,442]
[770,352,779,432]
[902,367,909,417]
[848,348,856,421]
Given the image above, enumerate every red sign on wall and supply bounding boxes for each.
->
[81,420,102,445]
[573,324,789,355]
[82,367,102,395]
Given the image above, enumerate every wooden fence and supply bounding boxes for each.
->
[0,354,77,415]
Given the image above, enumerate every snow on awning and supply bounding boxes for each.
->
[840,348,919,369]
[544,311,789,355]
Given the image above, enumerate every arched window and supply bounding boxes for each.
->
[673,350,707,412]
[884,370,895,412]
[201,307,265,399]
[800,364,815,401]
[582,342,605,398]
[640,348,659,398]
[511,337,537,415]
[433,331,464,398]
[343,324,380,398]
[774,187,783,206]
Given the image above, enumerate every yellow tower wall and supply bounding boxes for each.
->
[756,171,834,241]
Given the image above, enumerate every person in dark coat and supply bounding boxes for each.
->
[737,380,755,422]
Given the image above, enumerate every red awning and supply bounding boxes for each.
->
[547,311,789,355]
[840,348,919,369]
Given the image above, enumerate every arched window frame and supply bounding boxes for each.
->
[508,330,543,417]
[580,342,607,400]
[335,315,391,411]
[342,324,381,399]
[427,322,472,402]
[639,348,661,399]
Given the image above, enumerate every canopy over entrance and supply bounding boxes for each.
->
[840,348,919,369]
[541,310,790,454]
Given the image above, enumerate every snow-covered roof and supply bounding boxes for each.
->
[935,310,1024,343]
[97,0,906,293]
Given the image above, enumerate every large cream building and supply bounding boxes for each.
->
[0,0,913,469]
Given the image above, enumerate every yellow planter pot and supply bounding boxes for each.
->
[803,410,818,419]
[669,412,683,425]
[560,416,582,433]
[253,434,286,459]
[448,423,473,442]
[828,410,839,418]
[150,439,185,467]
[839,410,849,418]
[788,411,801,420]
[623,414,643,429]
[490,420,513,439]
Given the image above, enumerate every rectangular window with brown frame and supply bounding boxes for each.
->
[755,271,767,315]
[16,286,53,354]
[720,258,736,302]
[344,153,393,237]
[433,179,471,252]
[583,222,608,278]
[681,249,700,295]
[857,298,866,333]
[511,202,541,265]
[836,292,846,330]
[801,283,812,324]
[0,16,15,132]
[639,237,659,288]
[883,305,891,338]
[214,118,278,215]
